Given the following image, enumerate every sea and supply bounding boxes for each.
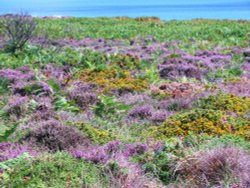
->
[0,0,250,20]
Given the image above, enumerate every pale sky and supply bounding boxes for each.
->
[1,0,249,6]
[1,0,249,20]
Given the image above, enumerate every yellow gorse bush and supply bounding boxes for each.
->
[78,68,148,93]
[198,93,250,116]
[67,122,115,144]
[146,109,250,140]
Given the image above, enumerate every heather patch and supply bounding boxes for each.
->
[127,104,173,124]
[66,81,98,109]
[22,120,92,152]
[0,142,35,162]
[176,147,250,187]
[158,50,232,81]
[151,82,204,99]
[220,77,250,98]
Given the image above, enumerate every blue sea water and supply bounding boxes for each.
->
[0,0,250,20]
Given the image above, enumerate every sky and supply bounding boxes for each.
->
[1,0,249,6]
[1,0,249,19]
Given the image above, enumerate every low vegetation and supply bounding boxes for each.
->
[0,15,250,187]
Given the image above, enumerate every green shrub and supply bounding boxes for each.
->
[0,13,37,53]
[67,122,116,144]
[0,123,17,142]
[139,135,250,186]
[1,152,108,188]
[93,95,130,118]
[0,78,10,95]
[139,138,186,185]
[196,134,250,150]
[54,95,80,113]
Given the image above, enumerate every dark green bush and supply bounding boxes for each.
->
[0,13,37,53]
[1,152,108,188]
